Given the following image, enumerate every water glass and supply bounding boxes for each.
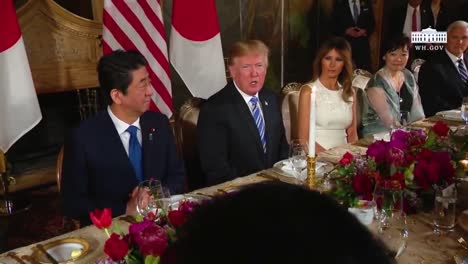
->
[377,187,409,259]
[289,139,308,181]
[433,185,457,233]
[399,110,410,127]
[461,97,468,126]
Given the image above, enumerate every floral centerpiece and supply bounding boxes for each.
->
[331,121,458,212]
[90,198,201,264]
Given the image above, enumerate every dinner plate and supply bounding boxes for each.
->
[273,159,330,180]
[32,237,90,263]
[436,110,463,122]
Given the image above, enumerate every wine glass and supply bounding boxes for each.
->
[289,139,308,181]
[136,179,167,218]
[399,110,410,127]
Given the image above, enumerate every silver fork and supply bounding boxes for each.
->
[457,237,468,250]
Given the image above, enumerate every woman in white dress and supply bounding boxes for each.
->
[297,37,358,153]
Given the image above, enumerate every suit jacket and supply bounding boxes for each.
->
[419,50,468,117]
[332,0,375,70]
[197,82,289,185]
[386,3,432,40]
[61,110,185,225]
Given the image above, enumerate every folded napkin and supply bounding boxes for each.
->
[436,110,462,121]
[373,131,390,141]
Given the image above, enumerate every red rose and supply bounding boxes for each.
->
[168,210,187,228]
[390,172,406,189]
[89,208,112,229]
[132,224,168,256]
[413,161,430,190]
[432,121,449,137]
[104,233,129,261]
[352,174,373,195]
[339,152,354,166]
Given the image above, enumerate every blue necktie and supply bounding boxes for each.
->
[250,97,266,153]
[352,0,359,23]
[458,59,468,84]
[127,125,143,183]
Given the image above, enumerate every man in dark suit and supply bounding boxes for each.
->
[61,50,185,225]
[197,40,289,186]
[332,0,375,70]
[419,20,468,116]
[386,0,432,61]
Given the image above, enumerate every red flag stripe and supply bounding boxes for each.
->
[103,0,172,116]
[137,0,167,41]
[112,1,170,77]
[104,3,171,97]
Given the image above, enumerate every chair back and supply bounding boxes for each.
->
[56,146,64,192]
[352,69,373,137]
[281,82,302,143]
[410,58,425,83]
[175,98,205,190]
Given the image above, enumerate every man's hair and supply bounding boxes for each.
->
[228,40,270,66]
[312,36,354,103]
[447,20,468,33]
[97,50,147,105]
[171,182,393,264]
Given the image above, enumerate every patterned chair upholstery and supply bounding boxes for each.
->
[281,82,302,143]
[352,69,373,138]
[175,97,206,190]
[410,58,425,83]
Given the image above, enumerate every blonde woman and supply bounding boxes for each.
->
[297,37,358,154]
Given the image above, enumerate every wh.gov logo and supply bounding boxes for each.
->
[411,27,447,51]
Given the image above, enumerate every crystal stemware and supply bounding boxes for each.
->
[136,179,165,218]
[289,139,308,181]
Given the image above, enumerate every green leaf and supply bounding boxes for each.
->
[135,214,144,222]
[145,255,161,264]
[125,252,143,264]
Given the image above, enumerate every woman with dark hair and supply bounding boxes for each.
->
[360,35,425,137]
[171,182,393,264]
[297,37,357,153]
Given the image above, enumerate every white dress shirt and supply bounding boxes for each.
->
[403,4,421,37]
[348,0,361,21]
[107,106,142,156]
[445,49,467,74]
[233,81,265,118]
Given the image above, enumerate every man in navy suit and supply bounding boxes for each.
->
[61,50,185,225]
[332,0,375,70]
[197,40,289,186]
[419,20,468,116]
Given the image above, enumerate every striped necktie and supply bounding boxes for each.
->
[458,59,468,84]
[352,0,359,23]
[127,125,143,183]
[250,97,266,153]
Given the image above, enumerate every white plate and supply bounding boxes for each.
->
[436,110,463,122]
[273,159,329,180]
[32,238,90,263]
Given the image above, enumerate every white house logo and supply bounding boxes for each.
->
[411,27,447,44]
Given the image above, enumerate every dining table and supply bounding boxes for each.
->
[1,116,467,264]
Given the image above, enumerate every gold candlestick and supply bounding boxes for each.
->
[307,155,317,189]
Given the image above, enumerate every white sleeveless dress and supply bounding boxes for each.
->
[307,80,353,150]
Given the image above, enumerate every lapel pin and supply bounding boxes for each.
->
[264,101,268,106]
[149,128,156,141]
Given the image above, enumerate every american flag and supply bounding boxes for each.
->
[102,0,173,117]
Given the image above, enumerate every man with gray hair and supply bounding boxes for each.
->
[419,20,468,116]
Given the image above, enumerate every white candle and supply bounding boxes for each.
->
[308,85,316,157]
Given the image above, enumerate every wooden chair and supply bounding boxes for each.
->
[175,98,206,190]
[281,82,302,143]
